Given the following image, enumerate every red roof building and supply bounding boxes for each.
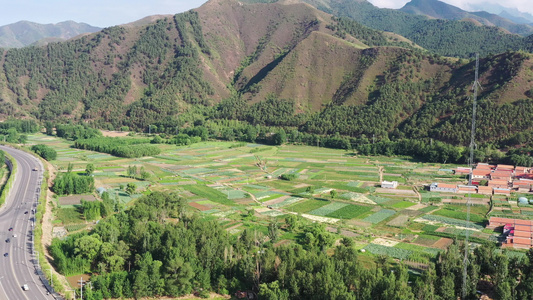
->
[476,163,495,170]
[488,179,509,188]
[491,170,513,181]
[497,164,515,171]
[489,217,533,249]
[472,169,491,180]
[477,186,493,195]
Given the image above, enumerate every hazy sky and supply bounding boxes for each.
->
[0,0,209,27]
[0,0,531,28]
[368,0,533,15]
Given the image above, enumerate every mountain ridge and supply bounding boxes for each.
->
[0,0,532,147]
[399,0,533,36]
[0,20,101,48]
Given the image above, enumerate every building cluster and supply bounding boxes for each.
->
[430,163,533,195]
[488,217,533,249]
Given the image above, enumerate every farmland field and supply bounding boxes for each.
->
[24,132,508,270]
[326,204,373,219]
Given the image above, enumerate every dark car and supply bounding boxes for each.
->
[24,211,28,214]
[5,238,9,243]
[8,227,12,231]
[4,253,8,257]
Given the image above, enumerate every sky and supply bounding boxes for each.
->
[0,0,209,27]
[367,0,533,15]
[0,0,531,28]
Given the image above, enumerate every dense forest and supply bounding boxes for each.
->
[49,191,533,300]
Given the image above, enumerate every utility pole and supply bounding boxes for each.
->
[372,134,375,144]
[78,277,85,300]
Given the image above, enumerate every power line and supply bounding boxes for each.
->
[463,53,481,298]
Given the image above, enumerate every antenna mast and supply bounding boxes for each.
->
[463,53,481,298]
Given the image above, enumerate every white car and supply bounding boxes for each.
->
[22,284,29,291]
[12,234,16,238]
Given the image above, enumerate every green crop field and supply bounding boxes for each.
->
[326,204,373,219]
[432,208,486,223]
[363,209,397,224]
[309,202,349,216]
[286,199,331,213]
[392,201,416,209]
[364,244,412,260]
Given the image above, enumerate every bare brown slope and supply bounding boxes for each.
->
[196,0,334,83]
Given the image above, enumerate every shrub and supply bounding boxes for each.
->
[280,173,299,181]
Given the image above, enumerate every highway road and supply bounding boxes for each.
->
[0,145,54,300]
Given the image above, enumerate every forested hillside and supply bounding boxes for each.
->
[0,0,533,150]
[400,0,533,36]
[244,0,533,58]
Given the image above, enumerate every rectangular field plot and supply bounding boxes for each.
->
[432,208,486,223]
[58,194,98,205]
[269,197,305,209]
[181,185,236,206]
[391,201,416,209]
[394,243,441,257]
[387,214,409,227]
[219,189,248,200]
[367,195,394,204]
[326,204,373,219]
[362,209,396,224]
[363,244,411,260]
[413,234,440,246]
[340,192,376,204]
[286,199,330,213]
[419,215,484,230]
[308,202,349,216]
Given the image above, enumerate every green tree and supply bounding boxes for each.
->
[85,163,95,176]
[268,219,280,242]
[126,183,136,195]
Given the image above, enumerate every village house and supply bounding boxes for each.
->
[496,164,515,171]
[515,166,529,176]
[430,182,457,193]
[381,181,398,189]
[472,169,491,180]
[477,186,493,195]
[493,187,511,196]
[476,163,495,170]
[488,217,533,249]
[455,167,471,175]
[490,170,513,182]
[513,179,533,192]
[457,185,476,194]
[488,179,509,188]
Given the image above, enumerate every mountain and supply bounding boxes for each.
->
[0,20,101,48]
[279,0,533,58]
[0,0,533,146]
[499,10,533,25]
[399,0,533,36]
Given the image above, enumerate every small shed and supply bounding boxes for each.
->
[96,187,107,195]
